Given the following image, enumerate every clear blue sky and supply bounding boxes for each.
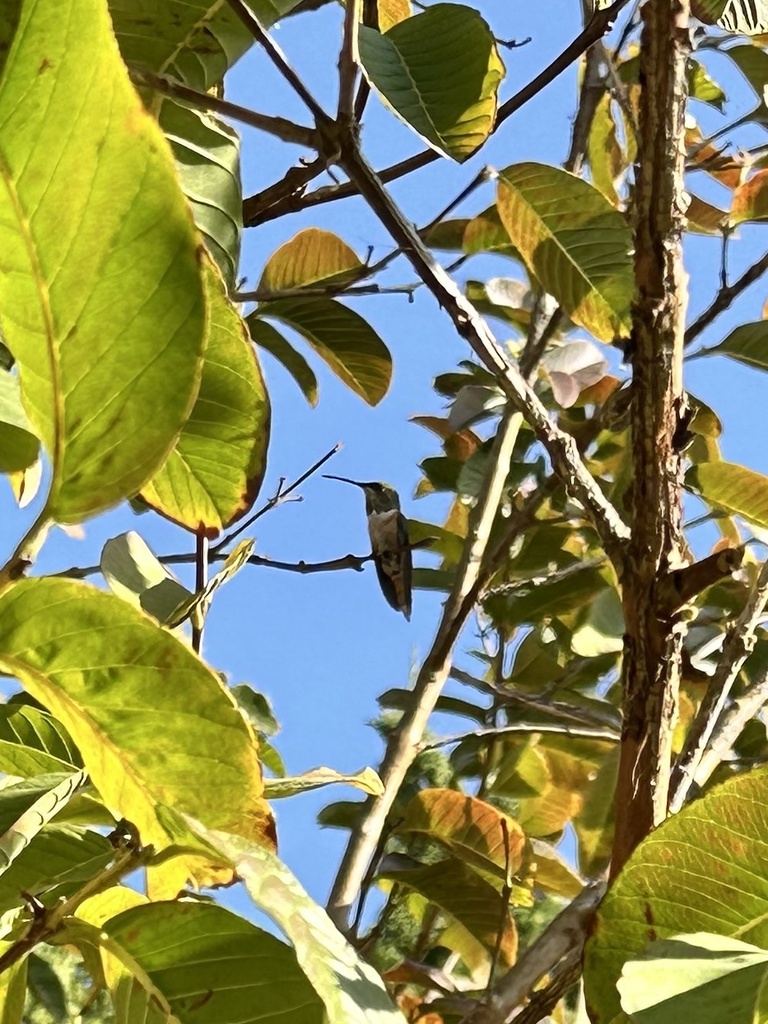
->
[3,3,768,918]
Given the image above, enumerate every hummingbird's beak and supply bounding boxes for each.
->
[323,474,365,488]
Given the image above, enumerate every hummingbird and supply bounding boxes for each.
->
[323,475,412,620]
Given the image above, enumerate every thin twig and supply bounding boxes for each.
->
[326,407,525,934]
[225,0,330,123]
[234,283,418,302]
[669,559,768,811]
[338,0,361,121]
[693,666,768,792]
[684,251,768,346]
[419,721,620,751]
[191,535,208,655]
[421,167,496,235]
[210,443,341,554]
[459,880,606,1024]
[127,67,318,148]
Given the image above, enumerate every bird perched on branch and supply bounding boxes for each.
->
[323,475,412,620]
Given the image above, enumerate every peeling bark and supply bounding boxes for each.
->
[612,0,691,876]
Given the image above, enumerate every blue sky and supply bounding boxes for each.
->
[4,2,768,919]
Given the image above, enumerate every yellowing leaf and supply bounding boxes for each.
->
[687,461,768,528]
[141,259,270,535]
[260,228,363,290]
[396,789,525,881]
[496,163,634,342]
[0,578,273,893]
[0,0,207,522]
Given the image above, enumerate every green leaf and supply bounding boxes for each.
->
[496,163,634,342]
[691,0,768,33]
[256,297,391,406]
[141,260,270,534]
[687,461,768,528]
[231,684,280,736]
[265,766,384,799]
[722,44,768,116]
[0,371,38,473]
[0,578,272,893]
[379,856,517,966]
[484,565,610,629]
[0,772,85,873]
[465,279,532,334]
[0,705,81,777]
[588,92,624,203]
[0,823,113,916]
[0,0,207,522]
[186,825,405,1024]
[0,959,26,1024]
[248,316,319,406]
[161,103,242,289]
[102,901,325,1024]
[109,0,298,90]
[260,228,364,290]
[707,322,768,369]
[358,4,505,162]
[583,763,768,1023]
[688,59,726,111]
[168,538,254,628]
[100,531,192,625]
[618,933,768,1024]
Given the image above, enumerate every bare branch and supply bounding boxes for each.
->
[338,144,630,564]
[670,558,768,811]
[242,0,633,225]
[693,666,768,793]
[210,443,342,554]
[327,406,526,933]
[459,880,606,1024]
[234,283,418,302]
[225,0,330,124]
[338,0,361,122]
[127,67,318,148]
[685,251,768,347]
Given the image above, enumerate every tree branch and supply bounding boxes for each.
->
[326,406,525,933]
[225,0,330,124]
[458,880,606,1024]
[337,143,630,565]
[684,251,768,347]
[337,0,361,122]
[419,721,620,751]
[669,558,768,811]
[242,0,633,226]
[611,0,690,874]
[127,67,318,148]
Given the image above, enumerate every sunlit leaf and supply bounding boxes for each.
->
[396,789,525,881]
[0,578,272,893]
[141,260,270,534]
[541,341,609,409]
[265,766,384,799]
[687,461,768,528]
[584,763,768,1023]
[259,228,363,290]
[255,298,391,406]
[101,900,325,1024]
[0,772,85,873]
[0,0,207,522]
[687,58,726,111]
[0,705,81,778]
[101,531,192,625]
[359,4,505,161]
[188,825,405,1024]
[619,932,768,1024]
[587,93,624,203]
[496,163,634,341]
